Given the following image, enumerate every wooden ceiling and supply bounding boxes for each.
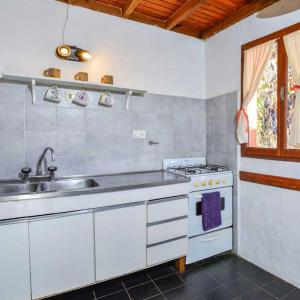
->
[57,0,279,39]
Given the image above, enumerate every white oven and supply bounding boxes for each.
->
[188,186,232,237]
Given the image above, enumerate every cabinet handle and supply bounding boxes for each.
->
[148,195,187,205]
[29,209,94,221]
[94,201,144,212]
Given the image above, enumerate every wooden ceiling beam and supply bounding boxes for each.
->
[199,0,280,39]
[57,0,122,17]
[123,0,142,18]
[129,12,166,28]
[165,0,207,30]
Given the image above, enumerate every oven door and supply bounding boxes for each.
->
[188,187,232,237]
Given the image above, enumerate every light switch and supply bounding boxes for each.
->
[133,130,146,139]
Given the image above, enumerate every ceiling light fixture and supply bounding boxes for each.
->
[55,5,92,62]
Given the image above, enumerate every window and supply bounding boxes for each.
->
[241,23,300,161]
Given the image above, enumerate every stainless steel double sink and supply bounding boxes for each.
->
[0,179,99,196]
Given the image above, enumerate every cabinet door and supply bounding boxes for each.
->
[0,221,31,300]
[95,203,146,281]
[29,212,95,299]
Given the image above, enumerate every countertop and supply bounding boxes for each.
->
[0,170,190,202]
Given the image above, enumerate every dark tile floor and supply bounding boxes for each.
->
[48,253,300,300]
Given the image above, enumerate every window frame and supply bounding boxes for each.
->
[241,22,300,162]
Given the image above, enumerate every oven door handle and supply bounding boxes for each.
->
[201,234,221,242]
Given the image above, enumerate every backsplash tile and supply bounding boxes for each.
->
[0,105,24,131]
[0,82,206,179]
[0,131,24,157]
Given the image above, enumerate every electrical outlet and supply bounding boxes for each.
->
[133,130,146,139]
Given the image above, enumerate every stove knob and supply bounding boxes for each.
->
[201,181,207,187]
[215,179,220,185]
[208,179,213,186]
[193,182,199,187]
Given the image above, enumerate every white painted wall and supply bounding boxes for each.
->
[205,11,300,287]
[0,0,205,98]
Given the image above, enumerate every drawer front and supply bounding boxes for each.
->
[148,197,188,223]
[186,227,232,264]
[148,218,188,245]
[147,237,187,266]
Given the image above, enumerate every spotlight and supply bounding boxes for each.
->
[56,44,71,59]
[75,49,92,61]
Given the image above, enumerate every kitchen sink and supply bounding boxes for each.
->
[0,179,99,196]
[0,183,39,195]
[39,179,99,192]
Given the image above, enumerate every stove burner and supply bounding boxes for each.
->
[167,164,229,175]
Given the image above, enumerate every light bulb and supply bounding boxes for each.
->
[76,49,92,61]
[56,44,71,58]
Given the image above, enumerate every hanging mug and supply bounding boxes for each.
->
[44,85,63,103]
[98,91,114,107]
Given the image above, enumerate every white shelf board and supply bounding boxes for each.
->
[1,73,147,96]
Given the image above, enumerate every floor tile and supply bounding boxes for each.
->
[203,260,239,284]
[154,274,184,292]
[122,270,151,288]
[179,268,220,295]
[220,255,259,276]
[163,285,201,300]
[146,295,165,300]
[245,269,277,286]
[283,289,300,300]
[241,288,277,300]
[225,275,256,297]
[127,281,161,300]
[148,265,175,280]
[94,278,124,298]
[57,286,95,300]
[99,290,130,300]
[262,278,296,299]
[203,286,237,300]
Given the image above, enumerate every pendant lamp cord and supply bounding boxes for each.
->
[62,4,70,44]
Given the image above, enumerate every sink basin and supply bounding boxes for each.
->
[0,183,38,195]
[39,179,99,192]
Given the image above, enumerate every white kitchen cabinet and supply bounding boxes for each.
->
[95,203,146,281]
[29,211,95,299]
[0,220,31,300]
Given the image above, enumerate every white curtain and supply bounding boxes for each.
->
[236,40,276,144]
[284,30,300,148]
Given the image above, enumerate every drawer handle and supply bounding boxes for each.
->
[201,234,221,242]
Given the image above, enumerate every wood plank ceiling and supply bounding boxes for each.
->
[57,0,279,39]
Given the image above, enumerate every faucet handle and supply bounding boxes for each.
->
[20,167,32,182]
[21,167,32,174]
[48,166,57,180]
[48,166,57,172]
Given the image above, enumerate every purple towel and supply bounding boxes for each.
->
[202,191,222,231]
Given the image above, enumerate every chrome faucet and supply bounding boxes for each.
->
[36,147,56,176]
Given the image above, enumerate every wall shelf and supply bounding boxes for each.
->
[1,73,147,109]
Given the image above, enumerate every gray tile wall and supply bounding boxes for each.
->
[0,82,206,179]
[206,91,238,251]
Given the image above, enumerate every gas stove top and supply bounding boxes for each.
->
[163,157,233,191]
[167,164,229,176]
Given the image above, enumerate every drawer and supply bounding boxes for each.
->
[148,196,188,223]
[147,237,187,267]
[148,218,188,245]
[186,227,232,264]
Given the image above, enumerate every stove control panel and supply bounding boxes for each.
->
[190,172,233,191]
